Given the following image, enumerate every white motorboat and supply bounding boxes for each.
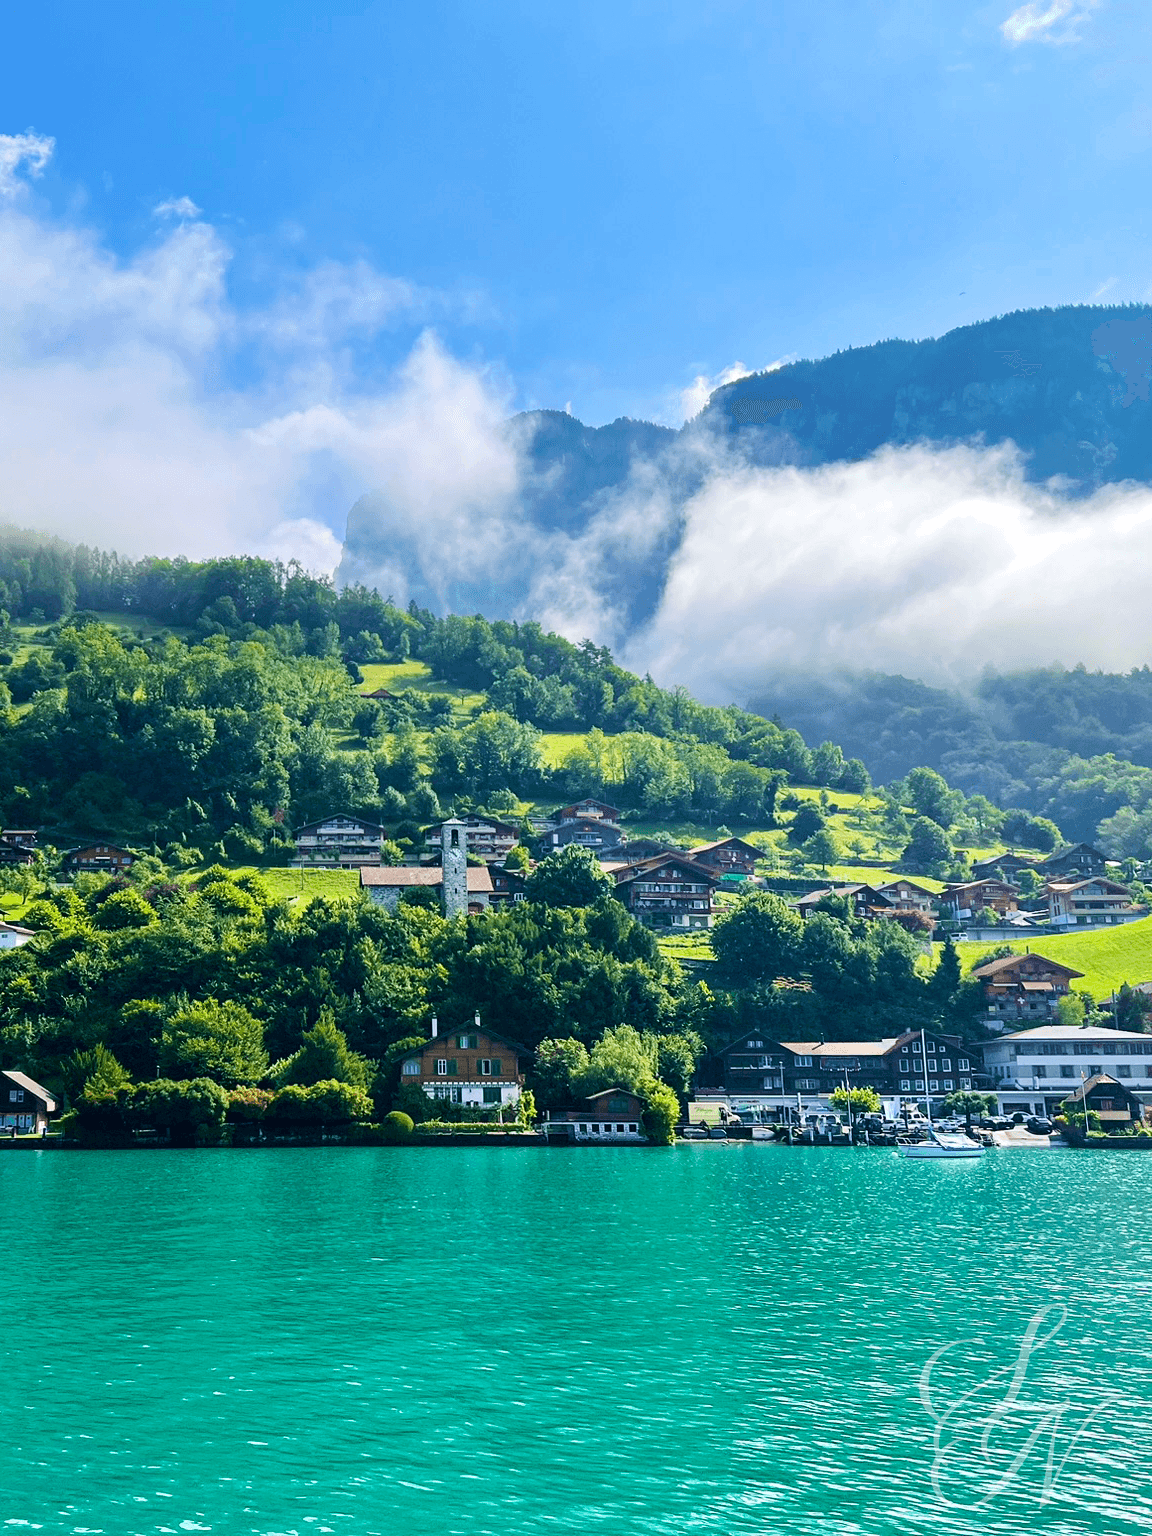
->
[899,1129,984,1159]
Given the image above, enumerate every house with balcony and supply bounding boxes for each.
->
[970,852,1043,882]
[1046,877,1143,929]
[793,883,895,920]
[612,852,716,928]
[709,1029,986,1120]
[423,816,518,865]
[556,799,622,825]
[981,1024,1152,1118]
[0,830,37,867]
[293,813,387,868]
[937,879,1019,923]
[63,843,137,875]
[970,952,1084,1027]
[547,817,626,855]
[685,836,761,879]
[397,1015,525,1112]
[1040,843,1109,880]
[876,878,938,916]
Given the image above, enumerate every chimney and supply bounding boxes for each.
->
[431,1014,438,1038]
[474,1010,481,1029]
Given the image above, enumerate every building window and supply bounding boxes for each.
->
[901,1079,910,1091]
[1060,1065,1075,1078]
[795,1055,813,1067]
[959,1058,969,1070]
[929,1080,939,1092]
[912,1042,921,1054]
[435,1059,448,1075]
[797,1078,820,1091]
[579,1124,587,1133]
[1117,1065,1133,1078]
[617,1124,625,1132]
[8,1090,20,1103]
[940,1059,951,1072]
[943,1079,954,1090]
[459,1034,477,1049]
[960,1078,971,1090]
[915,1078,925,1090]
[402,1060,420,1076]
[629,1124,638,1132]
[483,1087,501,1104]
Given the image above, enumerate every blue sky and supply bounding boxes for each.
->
[4,0,1150,430]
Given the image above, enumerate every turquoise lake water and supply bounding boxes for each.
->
[3,1144,1152,1536]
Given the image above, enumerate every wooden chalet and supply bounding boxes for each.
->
[556,799,621,825]
[1,1069,56,1135]
[1040,843,1108,879]
[876,878,938,915]
[713,1029,986,1107]
[793,883,895,920]
[63,843,137,874]
[685,836,761,878]
[611,852,716,929]
[547,817,625,854]
[970,952,1084,1025]
[399,1016,525,1112]
[293,813,388,868]
[423,816,518,865]
[488,867,527,906]
[970,852,1043,882]
[1061,1072,1145,1126]
[937,879,1019,922]
[0,830,37,867]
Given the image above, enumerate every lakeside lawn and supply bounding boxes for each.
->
[955,917,1152,1002]
[220,865,362,907]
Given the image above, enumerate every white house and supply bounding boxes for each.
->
[1046,878,1143,929]
[981,1024,1152,1117]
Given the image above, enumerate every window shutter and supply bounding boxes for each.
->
[448,1059,458,1076]
[491,1059,501,1075]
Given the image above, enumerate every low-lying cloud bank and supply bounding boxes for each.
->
[623,440,1152,698]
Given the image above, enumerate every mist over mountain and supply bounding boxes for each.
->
[337,302,1152,736]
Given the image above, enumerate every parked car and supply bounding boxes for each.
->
[1025,1116,1053,1135]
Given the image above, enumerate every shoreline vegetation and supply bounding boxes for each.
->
[0,530,1150,1148]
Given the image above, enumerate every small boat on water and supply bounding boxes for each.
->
[898,1026,985,1160]
[899,1129,984,1160]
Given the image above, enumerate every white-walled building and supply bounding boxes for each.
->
[982,1024,1152,1117]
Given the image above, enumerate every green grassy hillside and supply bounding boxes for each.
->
[955,919,1152,1002]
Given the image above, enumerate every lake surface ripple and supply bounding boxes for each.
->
[3,1145,1151,1535]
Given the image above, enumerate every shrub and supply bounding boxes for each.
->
[128,1078,229,1146]
[227,1086,273,1121]
[267,1079,373,1122]
[382,1110,414,1144]
[641,1081,680,1145]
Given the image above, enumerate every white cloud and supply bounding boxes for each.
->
[0,163,513,570]
[679,360,752,424]
[0,131,53,195]
[622,439,1152,698]
[1000,0,1099,46]
[154,196,202,220]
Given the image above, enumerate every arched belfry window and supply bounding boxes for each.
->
[451,829,459,847]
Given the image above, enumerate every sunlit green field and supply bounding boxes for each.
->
[955,917,1152,1002]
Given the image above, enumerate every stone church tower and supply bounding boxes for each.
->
[441,817,468,919]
